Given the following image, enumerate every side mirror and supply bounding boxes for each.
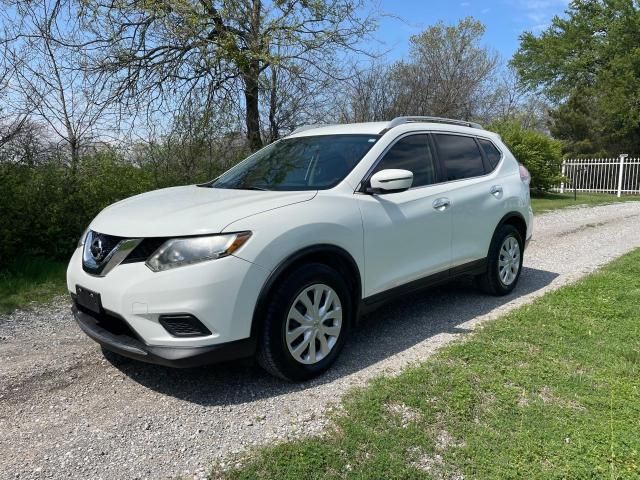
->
[367,169,413,194]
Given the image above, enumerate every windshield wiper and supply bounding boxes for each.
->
[207,183,270,191]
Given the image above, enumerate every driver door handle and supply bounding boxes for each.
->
[432,198,450,211]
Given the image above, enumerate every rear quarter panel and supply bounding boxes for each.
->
[446,145,531,266]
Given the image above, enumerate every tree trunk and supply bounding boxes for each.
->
[243,62,263,151]
[268,68,279,142]
[69,136,79,175]
[243,0,263,151]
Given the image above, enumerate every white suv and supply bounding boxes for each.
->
[68,117,533,381]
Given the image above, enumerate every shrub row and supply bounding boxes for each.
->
[0,150,233,266]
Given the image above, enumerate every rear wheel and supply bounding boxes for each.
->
[257,263,351,381]
[475,224,523,296]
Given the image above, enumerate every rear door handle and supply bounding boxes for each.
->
[490,185,503,196]
[432,198,450,211]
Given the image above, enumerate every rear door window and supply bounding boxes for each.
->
[434,134,486,181]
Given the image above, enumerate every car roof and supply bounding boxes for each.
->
[287,122,388,137]
[287,121,502,142]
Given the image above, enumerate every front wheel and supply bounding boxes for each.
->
[475,224,524,296]
[256,263,352,381]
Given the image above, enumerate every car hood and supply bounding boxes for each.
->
[90,185,317,237]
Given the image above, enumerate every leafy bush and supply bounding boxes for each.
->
[488,120,564,191]
[0,152,152,264]
[0,133,249,267]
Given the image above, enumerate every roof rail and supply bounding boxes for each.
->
[290,124,335,135]
[380,116,483,134]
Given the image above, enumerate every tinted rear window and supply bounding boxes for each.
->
[435,134,486,181]
[478,138,502,169]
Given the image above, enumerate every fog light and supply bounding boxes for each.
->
[159,314,211,337]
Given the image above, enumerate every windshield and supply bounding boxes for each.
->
[210,134,379,191]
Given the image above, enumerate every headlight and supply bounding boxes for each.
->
[146,232,252,272]
[77,227,90,248]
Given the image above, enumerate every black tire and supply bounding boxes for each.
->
[256,263,352,381]
[474,224,524,296]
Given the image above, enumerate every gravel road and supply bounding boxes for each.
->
[2,202,640,480]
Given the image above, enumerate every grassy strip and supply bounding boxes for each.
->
[0,257,68,314]
[221,249,640,479]
[531,191,640,214]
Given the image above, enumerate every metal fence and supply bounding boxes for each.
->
[556,155,640,196]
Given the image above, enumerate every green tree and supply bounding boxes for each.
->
[489,119,564,191]
[512,0,640,155]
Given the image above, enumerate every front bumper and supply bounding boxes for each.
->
[72,304,256,367]
[67,247,269,348]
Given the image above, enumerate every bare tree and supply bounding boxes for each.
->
[1,0,113,169]
[260,60,339,141]
[0,41,31,148]
[82,0,377,151]
[3,0,113,168]
[394,18,498,119]
[0,119,53,166]
[480,65,551,130]
[488,66,524,121]
[341,18,499,123]
[130,92,248,186]
[336,63,398,122]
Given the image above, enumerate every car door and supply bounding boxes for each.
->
[357,133,453,298]
[432,133,506,267]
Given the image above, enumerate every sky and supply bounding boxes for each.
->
[372,0,570,62]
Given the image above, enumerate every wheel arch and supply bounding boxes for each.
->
[250,244,363,340]
[496,211,527,248]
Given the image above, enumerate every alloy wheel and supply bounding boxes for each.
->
[498,235,521,286]
[285,283,342,365]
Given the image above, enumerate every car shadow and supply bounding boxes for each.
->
[106,266,559,405]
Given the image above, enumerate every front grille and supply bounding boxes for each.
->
[82,231,126,275]
[159,314,212,337]
[92,232,123,259]
[82,229,168,274]
[122,237,168,264]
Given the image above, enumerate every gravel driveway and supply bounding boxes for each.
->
[2,202,640,480]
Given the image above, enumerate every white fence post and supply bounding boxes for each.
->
[617,154,628,197]
[560,160,566,194]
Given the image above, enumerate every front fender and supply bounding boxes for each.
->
[223,193,365,285]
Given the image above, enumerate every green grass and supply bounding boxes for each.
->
[531,191,640,214]
[221,249,640,479]
[0,257,68,314]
